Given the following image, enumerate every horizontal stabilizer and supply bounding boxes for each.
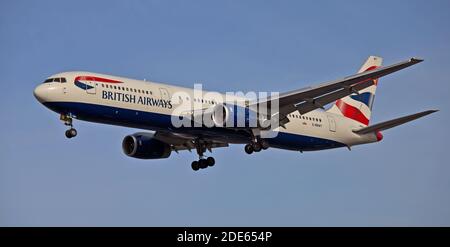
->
[353,110,438,135]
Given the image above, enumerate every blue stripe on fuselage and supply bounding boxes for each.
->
[42,101,345,151]
[74,80,94,90]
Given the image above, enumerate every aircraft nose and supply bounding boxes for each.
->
[33,84,47,103]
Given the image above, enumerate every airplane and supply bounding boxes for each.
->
[33,56,437,171]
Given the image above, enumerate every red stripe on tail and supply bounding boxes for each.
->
[335,99,369,125]
[364,66,379,85]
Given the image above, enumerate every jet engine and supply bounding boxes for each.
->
[122,132,171,159]
[210,104,259,128]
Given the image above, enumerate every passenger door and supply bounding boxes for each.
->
[159,88,170,100]
[327,115,336,132]
[86,78,96,95]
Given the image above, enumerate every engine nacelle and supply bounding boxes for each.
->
[122,132,171,159]
[211,103,259,128]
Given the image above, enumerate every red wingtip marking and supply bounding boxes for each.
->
[376,131,383,141]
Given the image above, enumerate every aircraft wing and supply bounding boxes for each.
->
[153,131,229,152]
[352,110,438,135]
[256,58,424,126]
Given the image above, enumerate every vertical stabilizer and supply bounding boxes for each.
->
[327,56,383,125]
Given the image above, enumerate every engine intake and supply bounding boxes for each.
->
[211,104,258,128]
[122,133,171,159]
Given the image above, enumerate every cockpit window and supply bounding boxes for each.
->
[43,77,67,83]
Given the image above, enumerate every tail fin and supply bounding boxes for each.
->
[327,56,383,126]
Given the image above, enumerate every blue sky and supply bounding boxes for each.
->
[1,0,449,226]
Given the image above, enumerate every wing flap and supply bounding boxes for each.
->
[292,79,375,115]
[153,131,229,152]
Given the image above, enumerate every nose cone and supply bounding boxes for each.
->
[33,84,47,103]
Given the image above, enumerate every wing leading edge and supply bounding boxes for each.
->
[352,110,438,135]
[256,57,424,126]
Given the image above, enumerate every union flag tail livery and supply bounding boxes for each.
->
[33,55,437,171]
[327,56,382,126]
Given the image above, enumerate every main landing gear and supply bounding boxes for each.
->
[61,114,77,139]
[191,139,215,171]
[244,139,269,154]
[191,157,215,171]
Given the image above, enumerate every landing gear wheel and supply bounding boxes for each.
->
[206,157,215,167]
[65,130,72,138]
[244,144,254,154]
[260,140,269,150]
[191,161,200,171]
[199,159,208,169]
[65,128,77,138]
[69,128,77,137]
[252,142,262,152]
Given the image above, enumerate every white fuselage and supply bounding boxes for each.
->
[34,71,379,151]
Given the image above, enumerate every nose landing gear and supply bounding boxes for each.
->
[61,114,77,139]
[65,128,77,138]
